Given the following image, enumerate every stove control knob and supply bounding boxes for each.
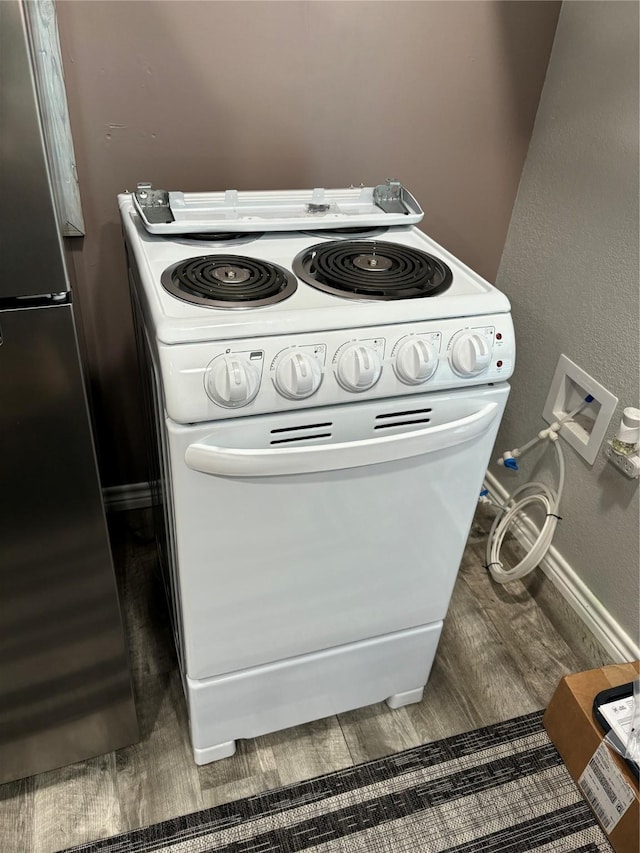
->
[450,331,492,376]
[336,344,382,392]
[395,337,438,385]
[206,355,260,408]
[274,351,322,400]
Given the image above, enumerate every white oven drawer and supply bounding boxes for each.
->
[166,383,509,680]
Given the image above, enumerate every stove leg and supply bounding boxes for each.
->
[386,687,424,709]
[192,739,237,765]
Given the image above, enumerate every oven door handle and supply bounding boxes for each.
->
[184,401,500,478]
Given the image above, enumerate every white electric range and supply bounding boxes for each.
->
[120,181,515,764]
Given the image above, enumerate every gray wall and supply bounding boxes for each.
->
[55,0,560,486]
[494,2,639,643]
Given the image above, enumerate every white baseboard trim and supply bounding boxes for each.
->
[484,471,639,664]
[103,481,153,512]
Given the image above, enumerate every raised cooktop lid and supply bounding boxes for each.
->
[131,179,424,235]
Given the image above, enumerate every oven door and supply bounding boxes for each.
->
[167,383,509,681]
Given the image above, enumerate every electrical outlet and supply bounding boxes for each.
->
[543,355,618,464]
[604,442,640,479]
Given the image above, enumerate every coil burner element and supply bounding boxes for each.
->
[174,232,265,247]
[292,240,453,300]
[302,226,388,240]
[161,255,297,308]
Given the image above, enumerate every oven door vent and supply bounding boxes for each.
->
[374,407,432,430]
[270,421,333,445]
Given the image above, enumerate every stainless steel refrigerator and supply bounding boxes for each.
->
[0,0,138,784]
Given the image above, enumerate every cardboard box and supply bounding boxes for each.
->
[544,662,639,853]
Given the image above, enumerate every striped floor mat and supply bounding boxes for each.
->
[59,711,611,852]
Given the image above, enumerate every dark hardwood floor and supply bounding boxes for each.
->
[0,506,612,853]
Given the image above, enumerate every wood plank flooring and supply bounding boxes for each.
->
[0,506,612,853]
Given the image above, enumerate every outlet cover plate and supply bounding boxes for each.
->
[543,354,618,464]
